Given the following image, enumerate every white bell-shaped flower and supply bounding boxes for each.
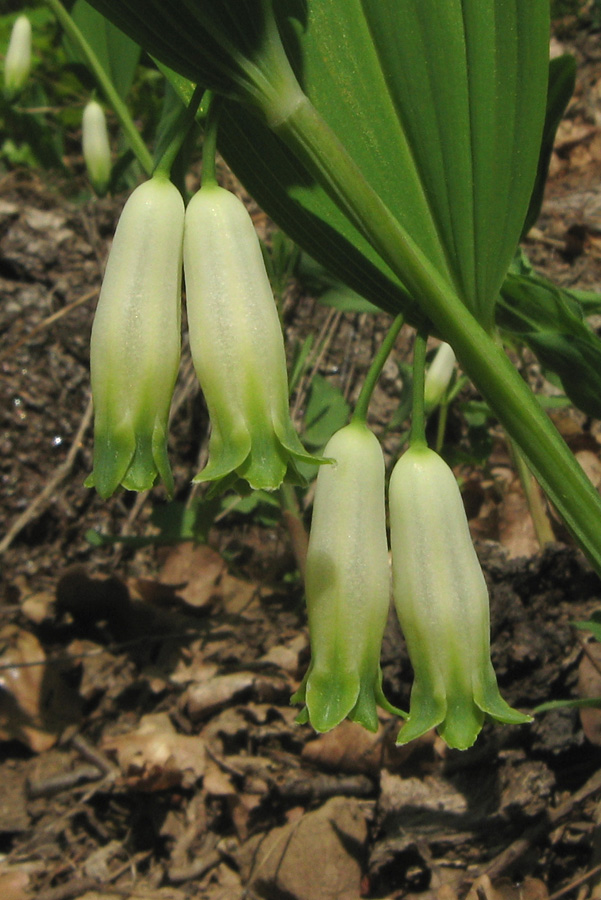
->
[4,15,32,100]
[390,445,531,749]
[183,184,319,492]
[82,100,111,196]
[87,175,184,497]
[293,422,393,732]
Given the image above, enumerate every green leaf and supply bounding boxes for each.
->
[85,497,220,547]
[153,2,547,330]
[533,697,601,713]
[570,289,601,316]
[522,54,576,237]
[499,271,601,419]
[358,0,548,326]
[573,612,601,643]
[220,490,281,527]
[297,253,379,313]
[66,0,141,99]
[302,374,350,451]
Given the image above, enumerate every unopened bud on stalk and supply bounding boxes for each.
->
[82,100,111,196]
[183,184,320,493]
[4,15,31,101]
[86,175,184,498]
[424,342,456,410]
[292,423,392,732]
[389,445,531,749]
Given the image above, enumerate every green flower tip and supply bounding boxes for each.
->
[293,660,394,734]
[86,411,174,500]
[396,662,532,751]
[193,407,324,495]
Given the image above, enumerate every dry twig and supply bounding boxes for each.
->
[0,395,93,554]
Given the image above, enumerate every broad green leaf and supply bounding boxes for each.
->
[297,255,380,314]
[317,287,379,315]
[66,0,141,99]
[216,99,416,320]
[220,0,548,327]
[571,290,601,315]
[355,0,549,327]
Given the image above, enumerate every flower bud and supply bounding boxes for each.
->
[4,15,31,101]
[389,445,531,749]
[82,100,111,196]
[183,184,319,492]
[292,423,392,732]
[424,342,456,410]
[87,176,184,498]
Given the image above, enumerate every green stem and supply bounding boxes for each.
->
[279,483,308,580]
[511,438,555,550]
[434,400,449,454]
[201,91,220,187]
[154,84,204,178]
[446,374,469,405]
[352,314,404,425]
[271,95,601,573]
[44,0,153,176]
[410,329,428,448]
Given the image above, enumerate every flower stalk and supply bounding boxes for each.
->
[43,0,153,175]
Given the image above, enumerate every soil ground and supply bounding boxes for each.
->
[3,21,601,900]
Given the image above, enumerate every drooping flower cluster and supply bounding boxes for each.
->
[89,174,530,751]
[296,428,531,749]
[88,177,319,498]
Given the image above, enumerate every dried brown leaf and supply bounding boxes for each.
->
[0,867,30,900]
[301,719,411,775]
[183,672,288,721]
[159,542,225,611]
[578,644,601,745]
[236,796,368,900]
[497,477,539,560]
[102,712,205,790]
[0,625,80,752]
